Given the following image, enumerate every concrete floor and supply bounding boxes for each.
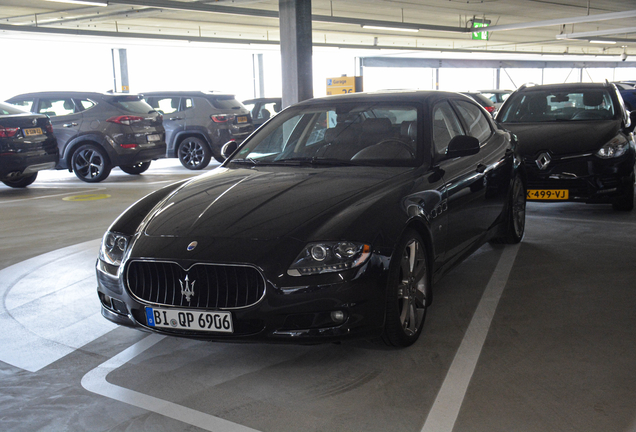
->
[1,160,635,432]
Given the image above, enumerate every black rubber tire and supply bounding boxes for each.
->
[71,144,112,183]
[120,161,151,175]
[2,172,38,188]
[612,172,634,211]
[178,137,211,170]
[382,229,430,348]
[491,174,526,244]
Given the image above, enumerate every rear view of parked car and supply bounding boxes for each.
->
[143,91,254,169]
[1,102,59,188]
[6,92,166,183]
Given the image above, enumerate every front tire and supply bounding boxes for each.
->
[382,229,430,348]
[2,172,38,188]
[178,137,211,170]
[71,144,111,183]
[120,161,151,175]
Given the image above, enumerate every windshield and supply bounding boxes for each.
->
[498,89,617,123]
[230,103,419,167]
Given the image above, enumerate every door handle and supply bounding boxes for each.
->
[476,163,487,173]
[63,122,78,128]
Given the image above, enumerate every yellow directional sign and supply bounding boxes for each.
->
[326,76,363,95]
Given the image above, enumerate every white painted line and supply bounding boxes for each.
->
[0,187,106,204]
[81,334,261,432]
[0,239,116,372]
[421,244,520,432]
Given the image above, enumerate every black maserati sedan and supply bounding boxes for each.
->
[96,90,526,347]
[1,101,58,188]
[496,82,636,211]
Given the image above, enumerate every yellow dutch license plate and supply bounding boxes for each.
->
[237,116,247,123]
[23,127,43,136]
[527,189,569,200]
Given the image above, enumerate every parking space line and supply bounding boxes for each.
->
[421,244,520,432]
[0,187,106,204]
[81,334,262,432]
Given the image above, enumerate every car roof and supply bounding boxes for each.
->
[141,91,236,98]
[295,90,475,107]
[242,97,282,104]
[516,82,613,92]
[6,91,129,100]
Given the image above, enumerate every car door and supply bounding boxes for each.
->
[146,96,185,153]
[432,99,490,261]
[36,97,83,153]
[451,99,511,233]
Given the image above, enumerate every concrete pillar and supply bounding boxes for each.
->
[279,0,313,108]
[253,53,265,98]
[111,48,130,93]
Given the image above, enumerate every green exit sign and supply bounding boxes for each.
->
[472,22,489,40]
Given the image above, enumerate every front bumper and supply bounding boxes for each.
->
[524,151,635,204]
[96,254,389,344]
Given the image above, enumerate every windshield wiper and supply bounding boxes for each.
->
[272,157,360,166]
[230,157,260,165]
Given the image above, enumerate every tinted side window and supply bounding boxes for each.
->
[9,99,34,112]
[453,100,492,143]
[432,101,463,154]
[146,97,180,114]
[38,98,75,116]
[77,99,95,111]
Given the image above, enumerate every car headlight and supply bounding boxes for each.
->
[287,241,371,276]
[99,231,131,266]
[596,135,628,159]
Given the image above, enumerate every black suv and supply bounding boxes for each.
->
[6,92,166,182]
[142,91,254,169]
[497,82,635,211]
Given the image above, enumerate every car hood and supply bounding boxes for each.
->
[141,166,405,241]
[501,120,620,156]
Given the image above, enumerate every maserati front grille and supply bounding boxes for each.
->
[126,261,266,309]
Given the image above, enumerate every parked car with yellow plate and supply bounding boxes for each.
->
[497,82,635,211]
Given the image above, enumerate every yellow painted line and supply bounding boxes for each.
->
[62,193,111,202]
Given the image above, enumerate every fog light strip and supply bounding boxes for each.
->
[421,244,520,432]
[81,334,261,432]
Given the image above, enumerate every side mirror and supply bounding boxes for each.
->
[221,140,239,160]
[444,135,480,159]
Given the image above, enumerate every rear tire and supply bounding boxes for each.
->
[71,144,111,183]
[120,161,151,175]
[382,229,430,348]
[2,172,38,188]
[178,137,211,170]
[491,174,526,244]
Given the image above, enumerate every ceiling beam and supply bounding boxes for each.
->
[486,10,636,32]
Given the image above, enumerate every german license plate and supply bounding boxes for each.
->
[145,307,233,333]
[146,134,161,142]
[237,116,248,123]
[527,189,569,200]
[23,127,43,136]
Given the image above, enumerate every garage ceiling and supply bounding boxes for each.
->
[1,0,635,58]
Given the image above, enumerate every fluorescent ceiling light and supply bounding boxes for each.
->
[589,40,616,44]
[361,25,419,33]
[557,26,636,40]
[45,0,108,6]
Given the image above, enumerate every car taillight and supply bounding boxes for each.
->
[0,125,19,138]
[107,115,145,125]
[45,123,54,134]
[211,115,230,123]
[484,106,495,113]
[120,144,138,149]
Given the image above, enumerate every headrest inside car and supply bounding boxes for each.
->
[583,91,604,107]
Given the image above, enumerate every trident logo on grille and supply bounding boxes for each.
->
[180,274,196,302]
